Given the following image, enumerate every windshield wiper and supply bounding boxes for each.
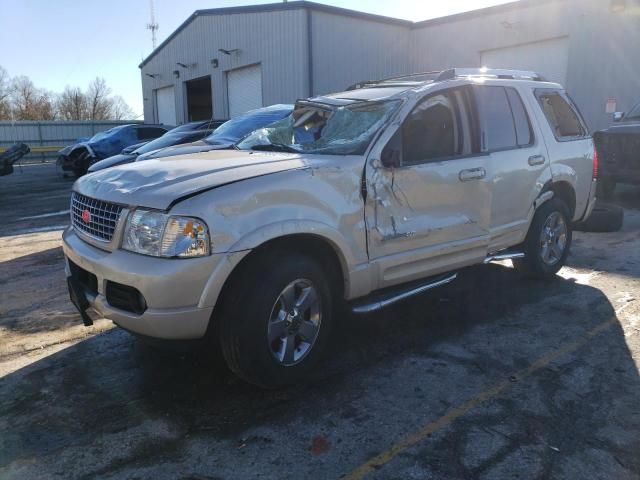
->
[251,143,300,153]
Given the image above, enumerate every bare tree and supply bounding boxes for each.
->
[110,95,135,120]
[0,66,10,120]
[87,77,112,120]
[58,86,88,120]
[35,90,57,120]
[0,67,135,121]
[11,76,47,120]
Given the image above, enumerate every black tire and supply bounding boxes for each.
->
[218,250,333,388]
[574,201,623,233]
[596,177,616,199]
[513,198,572,279]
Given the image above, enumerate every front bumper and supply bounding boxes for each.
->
[62,227,247,339]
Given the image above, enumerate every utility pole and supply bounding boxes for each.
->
[146,0,159,50]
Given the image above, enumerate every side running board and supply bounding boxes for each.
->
[483,251,525,264]
[351,272,458,314]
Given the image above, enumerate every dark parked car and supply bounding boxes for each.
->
[87,120,224,173]
[1,143,30,177]
[60,124,172,177]
[136,104,293,162]
[594,100,640,198]
[56,136,90,178]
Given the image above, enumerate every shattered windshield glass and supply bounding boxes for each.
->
[236,101,399,155]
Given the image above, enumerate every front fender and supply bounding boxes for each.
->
[229,218,355,272]
[171,163,374,300]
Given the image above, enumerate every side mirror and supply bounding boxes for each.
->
[613,111,624,122]
[381,147,401,168]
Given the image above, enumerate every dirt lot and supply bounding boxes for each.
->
[1,164,640,479]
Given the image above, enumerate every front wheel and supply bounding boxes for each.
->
[513,198,572,279]
[218,250,333,388]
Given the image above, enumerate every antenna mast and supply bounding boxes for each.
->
[146,0,159,50]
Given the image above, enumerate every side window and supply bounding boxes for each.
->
[505,88,533,147]
[475,86,517,151]
[136,127,166,140]
[401,89,472,165]
[536,91,586,139]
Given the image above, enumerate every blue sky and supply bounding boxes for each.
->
[1,0,512,118]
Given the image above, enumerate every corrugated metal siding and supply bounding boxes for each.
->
[0,121,139,162]
[310,11,411,95]
[409,1,568,73]
[140,0,640,132]
[141,10,309,123]
[563,0,640,131]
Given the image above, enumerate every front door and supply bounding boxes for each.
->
[365,86,492,290]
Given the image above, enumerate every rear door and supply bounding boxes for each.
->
[365,86,492,289]
[474,84,552,252]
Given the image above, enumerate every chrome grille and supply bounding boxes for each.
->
[71,192,124,242]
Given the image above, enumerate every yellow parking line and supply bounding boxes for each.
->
[343,306,631,480]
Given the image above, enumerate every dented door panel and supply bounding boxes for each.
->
[365,157,491,289]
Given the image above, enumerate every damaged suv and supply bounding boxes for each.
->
[63,69,597,388]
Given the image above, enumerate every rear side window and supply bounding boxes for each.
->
[476,86,516,151]
[536,91,587,139]
[475,86,533,151]
[505,88,533,147]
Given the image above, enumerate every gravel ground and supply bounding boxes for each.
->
[1,163,639,479]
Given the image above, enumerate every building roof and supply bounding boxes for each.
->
[139,0,563,69]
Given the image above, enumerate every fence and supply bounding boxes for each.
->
[0,120,143,163]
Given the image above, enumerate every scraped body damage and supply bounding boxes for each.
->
[165,154,373,300]
[365,158,490,290]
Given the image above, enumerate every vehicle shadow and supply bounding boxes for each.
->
[1,262,638,479]
[610,184,640,211]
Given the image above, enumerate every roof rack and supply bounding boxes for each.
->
[436,68,547,81]
[347,67,547,90]
[346,71,442,90]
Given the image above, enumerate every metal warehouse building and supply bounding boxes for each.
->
[139,0,640,131]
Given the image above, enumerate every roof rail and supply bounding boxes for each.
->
[346,71,442,90]
[436,68,547,81]
[346,68,547,91]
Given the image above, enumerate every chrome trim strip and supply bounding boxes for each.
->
[483,252,525,264]
[351,273,458,314]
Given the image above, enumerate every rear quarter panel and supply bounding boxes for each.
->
[528,87,594,220]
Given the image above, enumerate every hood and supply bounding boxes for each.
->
[87,153,136,173]
[138,140,230,161]
[74,149,306,210]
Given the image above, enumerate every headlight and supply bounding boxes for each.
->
[122,210,210,258]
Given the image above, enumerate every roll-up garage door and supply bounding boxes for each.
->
[227,64,263,118]
[155,86,176,125]
[480,37,569,85]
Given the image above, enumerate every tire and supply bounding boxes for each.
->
[596,177,616,199]
[574,201,623,233]
[513,198,572,279]
[218,250,333,388]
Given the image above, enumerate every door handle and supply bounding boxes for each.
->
[528,155,546,166]
[459,167,486,182]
